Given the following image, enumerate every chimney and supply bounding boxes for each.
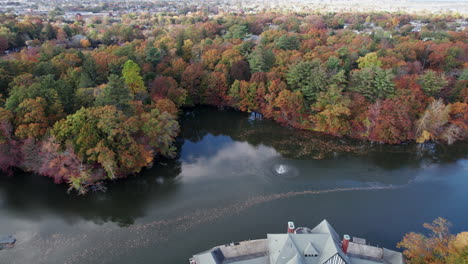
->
[287,221,295,233]
[342,234,350,254]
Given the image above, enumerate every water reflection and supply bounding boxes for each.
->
[179,141,279,182]
[182,107,467,165]
[0,157,182,227]
[0,107,467,264]
[0,107,466,226]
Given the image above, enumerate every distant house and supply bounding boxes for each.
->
[455,19,467,32]
[207,6,219,14]
[267,23,280,30]
[190,219,403,264]
[409,20,427,32]
[243,34,261,43]
[70,34,88,47]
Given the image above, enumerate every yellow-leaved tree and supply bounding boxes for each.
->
[122,60,146,95]
[398,218,468,264]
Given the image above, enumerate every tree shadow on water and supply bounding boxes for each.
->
[0,153,183,227]
[180,107,468,170]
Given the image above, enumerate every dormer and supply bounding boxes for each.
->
[304,242,319,257]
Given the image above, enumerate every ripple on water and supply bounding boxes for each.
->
[267,159,299,180]
[7,183,407,264]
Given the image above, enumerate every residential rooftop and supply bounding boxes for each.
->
[190,220,403,264]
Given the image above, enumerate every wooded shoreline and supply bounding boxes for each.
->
[1,11,467,193]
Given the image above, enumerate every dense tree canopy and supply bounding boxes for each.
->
[248,45,275,73]
[0,11,466,193]
[287,60,328,102]
[349,67,395,101]
[419,70,448,97]
[95,74,132,112]
[52,105,178,192]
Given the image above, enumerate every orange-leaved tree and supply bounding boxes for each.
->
[398,218,468,264]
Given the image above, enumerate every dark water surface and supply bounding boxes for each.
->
[1,107,467,264]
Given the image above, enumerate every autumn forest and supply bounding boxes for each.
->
[0,11,467,194]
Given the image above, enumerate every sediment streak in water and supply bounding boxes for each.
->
[9,184,406,264]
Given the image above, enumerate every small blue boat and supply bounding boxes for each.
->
[0,235,16,250]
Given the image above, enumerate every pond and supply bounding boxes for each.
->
[0,107,467,264]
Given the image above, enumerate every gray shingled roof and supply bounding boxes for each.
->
[191,220,403,264]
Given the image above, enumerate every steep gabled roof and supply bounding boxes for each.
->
[308,220,352,264]
[310,219,340,242]
[304,242,319,256]
[318,236,342,264]
[268,229,344,264]
[268,234,305,264]
[192,219,403,264]
[286,254,302,264]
